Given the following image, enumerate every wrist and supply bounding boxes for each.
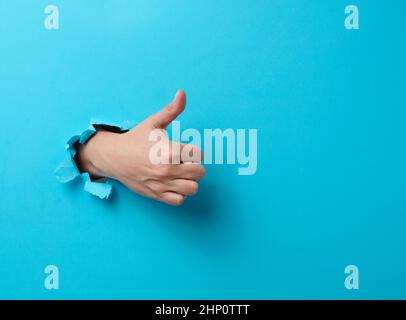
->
[76,130,120,180]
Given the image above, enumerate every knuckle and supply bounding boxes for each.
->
[146,180,162,192]
[157,165,172,178]
[198,165,206,179]
[164,106,176,119]
[169,146,181,164]
[162,151,171,165]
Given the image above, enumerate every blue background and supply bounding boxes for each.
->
[0,0,405,299]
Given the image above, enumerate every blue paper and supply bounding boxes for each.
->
[55,119,136,199]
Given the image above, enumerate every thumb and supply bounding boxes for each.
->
[145,90,186,129]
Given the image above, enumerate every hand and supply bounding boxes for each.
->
[76,90,205,206]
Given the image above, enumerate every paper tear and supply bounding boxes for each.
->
[82,173,113,199]
[55,119,137,199]
[54,158,79,183]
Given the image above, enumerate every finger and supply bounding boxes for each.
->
[145,90,186,129]
[180,143,204,163]
[164,142,203,165]
[160,192,185,206]
[168,141,182,164]
[167,179,199,196]
[172,163,206,180]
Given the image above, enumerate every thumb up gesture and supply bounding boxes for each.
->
[76,90,205,205]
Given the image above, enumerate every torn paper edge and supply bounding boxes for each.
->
[55,118,136,199]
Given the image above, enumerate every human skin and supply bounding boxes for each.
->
[76,90,205,206]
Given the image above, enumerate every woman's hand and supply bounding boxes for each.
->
[76,90,205,206]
